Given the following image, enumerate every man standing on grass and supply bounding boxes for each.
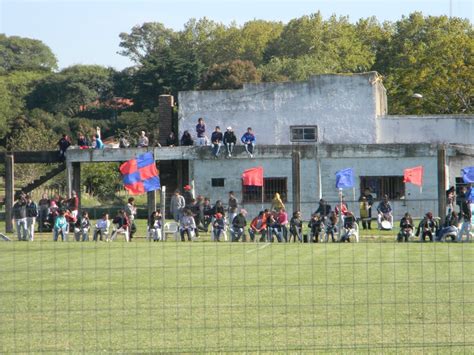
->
[170,190,186,222]
[125,197,137,241]
[13,193,28,241]
[25,195,38,241]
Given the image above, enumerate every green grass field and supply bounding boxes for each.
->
[1,224,473,353]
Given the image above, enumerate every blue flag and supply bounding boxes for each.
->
[462,166,474,183]
[335,168,354,189]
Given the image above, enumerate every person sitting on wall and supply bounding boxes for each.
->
[377,195,393,229]
[119,134,130,148]
[210,126,223,158]
[415,212,438,242]
[137,130,149,148]
[196,117,207,146]
[180,130,194,146]
[58,134,71,160]
[397,212,414,242]
[91,127,104,149]
[241,127,256,158]
[166,131,179,147]
[223,126,237,158]
[77,133,90,149]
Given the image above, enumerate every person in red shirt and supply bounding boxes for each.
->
[249,211,267,242]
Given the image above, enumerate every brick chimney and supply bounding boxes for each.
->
[158,95,174,146]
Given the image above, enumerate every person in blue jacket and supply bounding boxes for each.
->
[241,127,256,158]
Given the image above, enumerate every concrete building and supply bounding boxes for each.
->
[176,72,474,219]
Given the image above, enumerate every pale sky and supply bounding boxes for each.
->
[1,0,472,70]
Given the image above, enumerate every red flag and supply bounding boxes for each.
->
[404,166,423,186]
[242,167,264,186]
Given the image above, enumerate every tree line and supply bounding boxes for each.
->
[0,12,472,192]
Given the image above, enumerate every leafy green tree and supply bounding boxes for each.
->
[82,163,121,200]
[380,13,473,114]
[264,13,374,73]
[201,60,261,90]
[117,110,160,146]
[0,70,48,140]
[0,34,57,73]
[27,65,115,116]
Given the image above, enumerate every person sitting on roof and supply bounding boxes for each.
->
[180,130,194,146]
[241,127,256,158]
[223,126,237,158]
[137,130,149,148]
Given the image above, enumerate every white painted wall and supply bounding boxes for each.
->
[191,153,439,220]
[179,73,382,145]
[378,115,474,144]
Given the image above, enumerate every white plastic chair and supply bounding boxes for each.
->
[164,222,179,241]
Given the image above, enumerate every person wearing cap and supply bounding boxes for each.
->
[212,212,226,241]
[183,185,193,207]
[210,126,223,158]
[196,117,207,146]
[241,127,256,158]
[223,126,237,158]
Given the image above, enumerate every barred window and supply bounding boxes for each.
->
[242,177,287,203]
[360,176,405,200]
[290,126,317,142]
[211,178,225,187]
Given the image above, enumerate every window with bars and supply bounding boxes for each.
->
[360,176,405,200]
[211,178,225,187]
[290,126,317,142]
[242,177,287,203]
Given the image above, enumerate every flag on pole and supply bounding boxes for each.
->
[462,166,474,183]
[120,152,160,195]
[335,168,354,189]
[403,166,424,186]
[242,166,264,186]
